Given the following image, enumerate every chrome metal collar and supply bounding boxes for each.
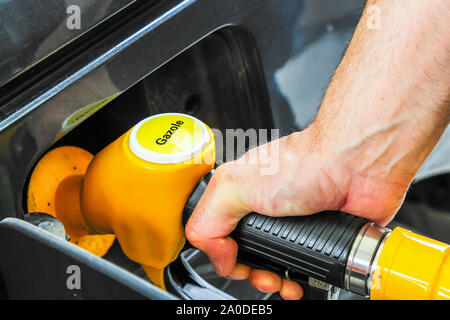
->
[344,222,390,296]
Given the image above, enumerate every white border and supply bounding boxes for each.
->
[128,113,210,164]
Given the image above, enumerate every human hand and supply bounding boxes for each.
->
[185,126,411,300]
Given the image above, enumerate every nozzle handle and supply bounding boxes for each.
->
[182,171,369,289]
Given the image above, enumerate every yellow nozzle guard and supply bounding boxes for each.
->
[27,146,115,257]
[371,227,450,300]
[81,113,215,289]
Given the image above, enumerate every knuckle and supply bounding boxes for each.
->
[184,221,203,246]
[214,162,234,181]
[209,162,237,190]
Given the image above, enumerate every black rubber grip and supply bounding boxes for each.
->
[183,171,369,288]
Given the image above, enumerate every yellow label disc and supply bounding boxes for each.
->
[129,113,210,164]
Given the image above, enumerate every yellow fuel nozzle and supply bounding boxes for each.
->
[28,113,215,290]
[28,112,450,298]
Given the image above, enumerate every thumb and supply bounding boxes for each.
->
[185,163,251,276]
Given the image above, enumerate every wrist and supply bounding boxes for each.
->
[311,115,421,186]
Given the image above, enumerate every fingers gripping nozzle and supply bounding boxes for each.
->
[183,170,450,300]
[182,170,390,295]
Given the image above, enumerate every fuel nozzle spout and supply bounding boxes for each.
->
[28,113,215,290]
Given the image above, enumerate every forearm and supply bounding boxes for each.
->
[311,0,450,187]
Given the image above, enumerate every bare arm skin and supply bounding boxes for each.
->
[186,0,450,300]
